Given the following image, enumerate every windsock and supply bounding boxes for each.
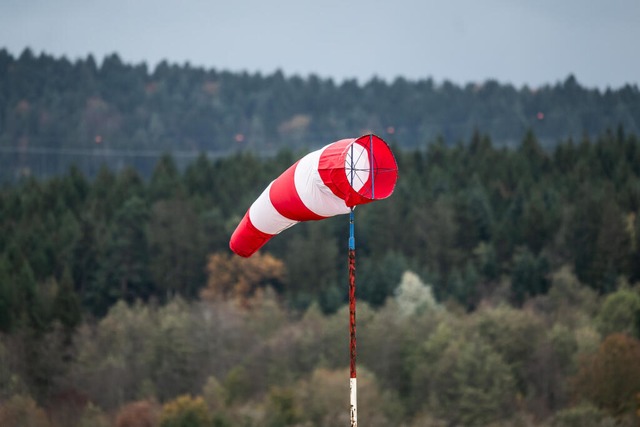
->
[229,134,398,257]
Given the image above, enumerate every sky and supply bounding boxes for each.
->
[1,0,639,90]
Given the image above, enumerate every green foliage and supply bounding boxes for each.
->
[473,305,546,392]
[359,251,410,308]
[16,261,47,331]
[550,403,616,427]
[510,247,550,305]
[149,154,185,201]
[94,195,152,313]
[150,299,200,401]
[263,386,302,427]
[0,255,15,331]
[1,127,640,329]
[283,221,340,311]
[222,366,251,406]
[51,267,82,332]
[429,337,516,426]
[543,266,599,325]
[201,375,227,412]
[70,300,157,409]
[148,197,206,298]
[596,288,640,338]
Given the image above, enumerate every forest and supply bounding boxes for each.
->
[1,48,640,182]
[1,122,640,426]
[2,47,640,426]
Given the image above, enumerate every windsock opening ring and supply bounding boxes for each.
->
[319,134,398,207]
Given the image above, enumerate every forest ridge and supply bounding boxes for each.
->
[1,47,639,156]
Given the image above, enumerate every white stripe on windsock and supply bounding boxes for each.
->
[248,183,299,235]
[345,143,369,192]
[294,144,352,217]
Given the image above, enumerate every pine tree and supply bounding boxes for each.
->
[52,267,82,332]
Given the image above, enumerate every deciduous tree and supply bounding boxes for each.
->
[573,333,640,417]
[202,252,285,306]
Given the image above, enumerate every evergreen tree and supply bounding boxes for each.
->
[16,260,47,331]
[0,255,15,331]
[93,196,152,313]
[51,267,82,332]
[148,197,205,298]
[359,251,410,308]
[284,222,339,311]
[149,153,183,201]
[510,247,550,305]
[71,214,100,309]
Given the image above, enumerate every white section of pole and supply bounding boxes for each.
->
[350,377,357,427]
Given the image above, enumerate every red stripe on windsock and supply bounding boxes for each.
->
[229,211,274,258]
[269,160,326,221]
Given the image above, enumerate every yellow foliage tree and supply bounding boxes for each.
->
[160,395,210,427]
[201,252,285,306]
[0,395,50,427]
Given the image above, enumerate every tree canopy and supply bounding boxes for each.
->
[1,48,639,181]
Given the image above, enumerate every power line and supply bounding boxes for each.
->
[0,145,236,159]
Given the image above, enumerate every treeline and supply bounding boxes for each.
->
[1,274,640,426]
[2,128,640,322]
[1,128,640,425]
[1,47,639,159]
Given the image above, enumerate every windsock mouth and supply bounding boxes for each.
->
[315,134,399,207]
[348,134,398,201]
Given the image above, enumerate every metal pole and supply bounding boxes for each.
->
[369,134,375,200]
[348,143,357,427]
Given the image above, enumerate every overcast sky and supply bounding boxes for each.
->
[1,0,639,89]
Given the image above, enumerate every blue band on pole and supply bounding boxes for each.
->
[349,208,355,250]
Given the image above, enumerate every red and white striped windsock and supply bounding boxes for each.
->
[229,134,398,257]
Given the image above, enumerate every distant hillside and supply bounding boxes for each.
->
[1,47,639,157]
